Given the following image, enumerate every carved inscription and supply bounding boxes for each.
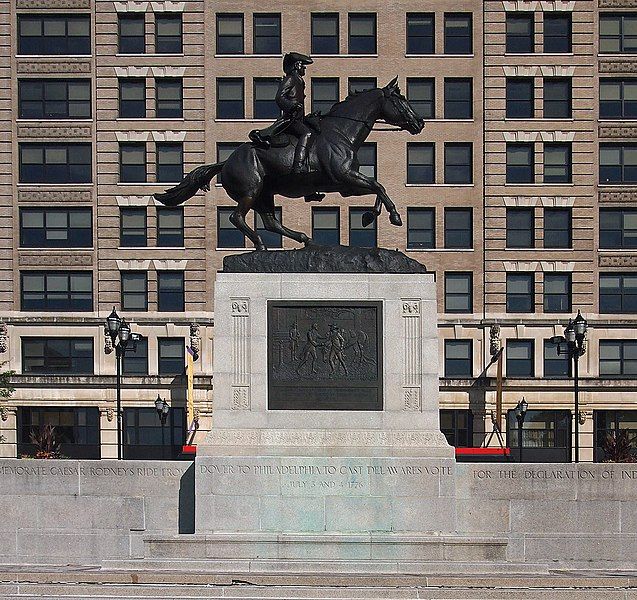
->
[472,467,634,480]
[0,465,185,477]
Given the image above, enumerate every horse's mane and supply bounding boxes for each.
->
[324,87,382,117]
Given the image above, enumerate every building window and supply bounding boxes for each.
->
[311,13,339,55]
[406,13,434,55]
[507,340,534,377]
[506,143,534,183]
[18,14,91,55]
[440,410,473,447]
[444,13,472,54]
[157,207,184,247]
[407,207,435,249]
[600,144,637,184]
[600,208,637,249]
[445,272,473,313]
[407,143,435,184]
[595,410,637,462]
[506,13,534,53]
[348,77,377,95]
[506,273,534,312]
[217,207,244,248]
[19,143,91,184]
[544,13,571,53]
[155,13,182,54]
[543,340,570,378]
[312,208,340,245]
[158,271,185,312]
[17,407,100,459]
[119,143,146,183]
[357,143,376,178]
[216,142,241,185]
[312,78,339,114]
[18,79,91,120]
[22,337,94,375]
[123,407,184,460]
[506,78,534,119]
[158,338,185,376]
[600,273,637,313]
[600,340,637,376]
[156,143,183,183]
[407,78,434,119]
[507,410,571,462]
[121,271,147,311]
[20,208,92,248]
[21,271,92,312]
[119,78,146,118]
[543,78,572,118]
[253,13,280,54]
[444,143,472,184]
[156,78,183,118]
[255,208,283,248]
[444,208,472,248]
[544,143,571,183]
[120,207,147,247]
[348,13,376,54]
[253,78,279,119]
[118,14,145,54]
[216,78,244,119]
[122,337,148,376]
[544,208,572,248]
[216,14,244,54]
[601,79,637,119]
[506,207,534,248]
[544,273,571,313]
[349,208,376,248]
[444,340,472,378]
[444,78,472,119]
[600,14,637,54]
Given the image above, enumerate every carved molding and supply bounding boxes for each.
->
[540,66,575,77]
[540,261,575,272]
[114,1,149,11]
[599,255,637,267]
[0,323,7,354]
[540,196,575,207]
[599,190,637,203]
[153,259,187,270]
[231,298,250,411]
[151,131,187,142]
[599,125,637,138]
[19,253,93,267]
[114,67,150,78]
[18,190,92,203]
[115,131,151,142]
[503,132,539,143]
[599,60,637,74]
[540,131,575,142]
[18,125,91,138]
[116,195,152,207]
[503,196,539,207]
[503,66,539,77]
[599,0,637,7]
[16,0,90,6]
[503,1,575,10]
[503,261,539,272]
[402,299,422,412]
[116,259,151,270]
[151,66,187,77]
[17,61,91,75]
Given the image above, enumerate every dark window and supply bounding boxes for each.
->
[312,78,339,113]
[118,14,145,54]
[348,77,377,95]
[349,208,377,247]
[444,13,472,54]
[600,208,637,249]
[158,338,185,376]
[21,271,92,312]
[440,409,473,447]
[506,78,534,118]
[217,207,244,248]
[18,79,91,120]
[120,207,147,247]
[20,208,91,248]
[600,273,637,313]
[506,143,534,183]
[595,410,637,462]
[357,143,376,178]
[444,143,472,183]
[507,340,534,377]
[407,207,435,249]
[600,14,637,54]
[544,208,572,248]
[444,208,472,248]
[407,78,434,119]
[311,13,339,55]
[544,13,571,53]
[216,14,243,54]
[544,143,571,183]
[507,410,571,461]
[18,14,90,55]
[544,340,570,377]
[348,13,376,54]
[600,79,637,119]
[216,78,244,119]
[216,142,241,185]
[407,142,435,184]
[312,208,340,245]
[158,271,184,312]
[156,143,183,183]
[22,337,94,375]
[544,273,571,313]
[506,13,534,53]
[444,340,472,378]
[600,340,637,376]
[506,273,534,312]
[157,207,184,247]
[406,13,434,55]
[123,407,185,460]
[122,337,148,376]
[600,144,637,184]
[444,78,472,119]
[255,207,283,249]
[445,272,473,313]
[17,407,100,459]
[253,14,281,54]
[156,78,183,118]
[119,143,146,183]
[19,143,91,184]
[253,78,280,119]
[506,207,534,248]
[121,271,147,311]
[155,14,182,54]
[119,78,145,118]
[543,78,572,118]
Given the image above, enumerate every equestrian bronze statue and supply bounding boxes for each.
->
[154,55,424,251]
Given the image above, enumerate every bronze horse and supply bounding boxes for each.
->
[154,77,424,251]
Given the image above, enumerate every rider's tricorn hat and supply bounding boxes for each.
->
[283,51,313,74]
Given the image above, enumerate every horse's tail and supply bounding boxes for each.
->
[153,162,225,207]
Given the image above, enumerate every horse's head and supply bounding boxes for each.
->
[380,77,424,135]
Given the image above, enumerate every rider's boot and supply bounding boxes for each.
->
[249,129,270,149]
[293,134,326,202]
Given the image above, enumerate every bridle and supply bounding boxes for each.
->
[326,91,417,132]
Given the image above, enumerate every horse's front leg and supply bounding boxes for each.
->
[229,198,267,251]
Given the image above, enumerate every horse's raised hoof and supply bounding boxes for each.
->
[300,234,312,246]
[389,211,403,227]
[361,211,377,228]
[255,243,268,252]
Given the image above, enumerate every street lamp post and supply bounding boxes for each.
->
[514,397,528,463]
[155,394,170,425]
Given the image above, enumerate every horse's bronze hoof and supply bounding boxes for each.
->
[389,211,402,226]
[361,211,376,227]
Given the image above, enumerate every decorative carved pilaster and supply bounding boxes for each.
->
[402,300,422,411]
[0,323,7,354]
[231,299,250,410]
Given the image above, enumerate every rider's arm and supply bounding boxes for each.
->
[276,78,301,114]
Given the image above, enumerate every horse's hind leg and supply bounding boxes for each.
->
[256,192,311,246]
[230,197,267,251]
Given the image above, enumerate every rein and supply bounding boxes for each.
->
[325,114,405,132]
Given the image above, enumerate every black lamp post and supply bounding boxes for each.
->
[155,394,170,426]
[514,397,528,463]
[550,310,588,463]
